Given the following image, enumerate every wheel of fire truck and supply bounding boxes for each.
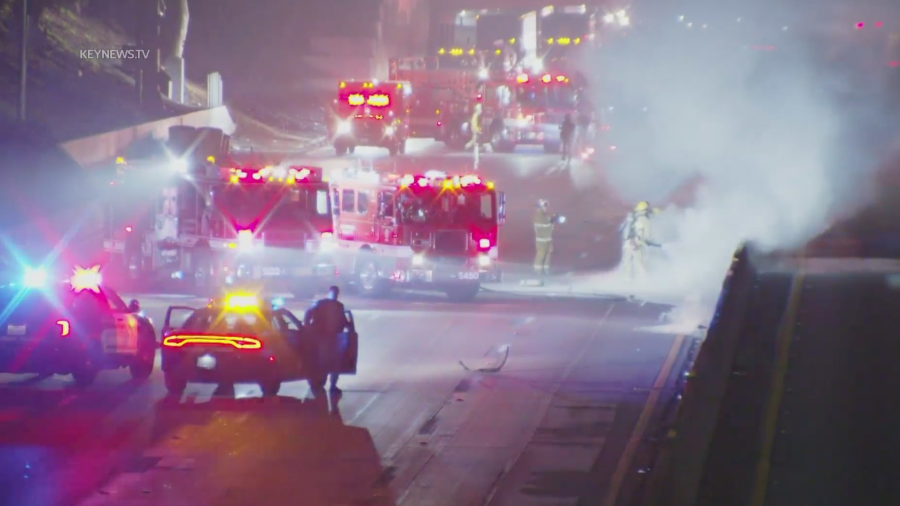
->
[445,283,480,302]
[355,257,390,297]
[164,373,187,395]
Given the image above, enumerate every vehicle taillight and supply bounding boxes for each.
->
[162,334,262,350]
[56,319,70,337]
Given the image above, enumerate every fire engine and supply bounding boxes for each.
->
[475,68,584,153]
[328,168,506,301]
[389,48,492,149]
[329,80,412,156]
[103,127,335,296]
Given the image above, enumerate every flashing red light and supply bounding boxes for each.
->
[162,334,262,349]
[555,75,566,82]
[437,121,442,126]
[478,238,491,249]
[56,319,70,337]
[125,226,132,233]
[417,177,428,187]
[856,22,865,29]
[516,74,529,83]
[541,74,551,83]
[876,21,884,28]
[890,61,899,67]
[476,94,483,100]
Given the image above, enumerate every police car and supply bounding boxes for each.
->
[0,265,157,386]
[160,293,358,396]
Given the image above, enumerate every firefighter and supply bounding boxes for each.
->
[465,103,483,150]
[534,199,555,275]
[560,114,576,162]
[304,285,351,393]
[620,201,659,279]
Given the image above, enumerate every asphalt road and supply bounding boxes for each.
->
[0,291,691,506]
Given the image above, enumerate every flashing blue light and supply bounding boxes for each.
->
[23,267,47,288]
[271,297,285,309]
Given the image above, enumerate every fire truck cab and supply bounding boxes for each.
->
[328,169,505,302]
[329,80,412,157]
[216,165,337,296]
[104,143,336,297]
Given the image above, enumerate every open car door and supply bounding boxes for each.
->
[162,306,196,335]
[338,310,358,375]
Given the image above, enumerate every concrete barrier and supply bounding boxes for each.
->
[60,106,236,167]
[639,244,759,506]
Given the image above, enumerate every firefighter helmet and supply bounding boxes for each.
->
[634,201,649,212]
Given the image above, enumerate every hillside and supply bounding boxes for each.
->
[0,0,320,147]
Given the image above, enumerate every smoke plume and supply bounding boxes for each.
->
[574,1,898,323]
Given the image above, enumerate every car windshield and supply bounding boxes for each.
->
[181,309,283,334]
[214,185,329,229]
[516,84,578,109]
[396,190,496,225]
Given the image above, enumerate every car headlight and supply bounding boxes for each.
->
[384,126,395,136]
[337,121,352,134]
[478,255,490,267]
[412,254,424,266]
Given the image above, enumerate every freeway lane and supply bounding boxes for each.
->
[0,292,688,506]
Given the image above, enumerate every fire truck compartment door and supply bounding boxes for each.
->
[499,192,506,225]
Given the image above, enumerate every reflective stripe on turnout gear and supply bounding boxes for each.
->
[535,238,552,243]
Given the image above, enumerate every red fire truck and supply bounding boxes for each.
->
[389,49,488,149]
[328,169,505,301]
[480,68,584,153]
[328,80,412,156]
[104,156,336,297]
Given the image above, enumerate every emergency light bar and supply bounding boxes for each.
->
[71,265,101,293]
[397,173,495,190]
[547,37,581,45]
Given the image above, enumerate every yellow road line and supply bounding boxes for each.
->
[602,333,686,506]
[749,271,806,506]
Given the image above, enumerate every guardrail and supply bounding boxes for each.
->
[638,243,759,506]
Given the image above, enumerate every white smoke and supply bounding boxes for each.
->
[571,2,896,323]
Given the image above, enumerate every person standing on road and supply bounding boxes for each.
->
[620,201,659,279]
[303,285,351,393]
[560,114,576,163]
[534,199,556,275]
